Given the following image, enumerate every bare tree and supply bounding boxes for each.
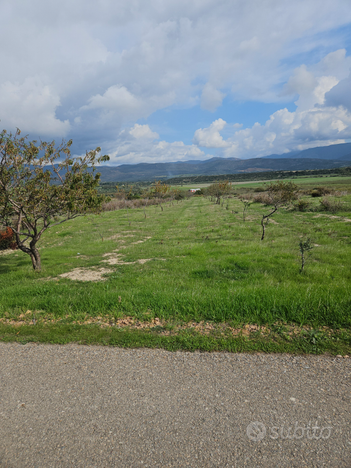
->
[241,199,252,222]
[260,181,298,240]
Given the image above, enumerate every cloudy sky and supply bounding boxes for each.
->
[1,0,351,165]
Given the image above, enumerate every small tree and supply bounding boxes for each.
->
[299,238,313,272]
[260,181,297,240]
[150,180,171,198]
[240,199,252,222]
[206,181,232,204]
[0,128,109,270]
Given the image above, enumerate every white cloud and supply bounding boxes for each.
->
[283,65,317,98]
[129,124,159,140]
[106,125,205,164]
[282,64,340,111]
[85,86,140,112]
[0,77,70,136]
[194,54,351,158]
[193,118,228,148]
[200,83,225,112]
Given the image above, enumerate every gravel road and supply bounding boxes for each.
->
[0,343,350,467]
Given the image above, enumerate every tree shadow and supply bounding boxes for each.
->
[191,261,249,281]
[0,253,29,274]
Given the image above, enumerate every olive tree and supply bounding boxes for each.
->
[0,128,109,270]
[260,181,298,240]
[206,181,232,205]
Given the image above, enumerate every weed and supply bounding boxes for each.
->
[299,238,314,272]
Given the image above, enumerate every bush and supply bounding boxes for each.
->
[0,227,17,250]
[193,189,204,196]
[252,193,272,205]
[294,199,310,212]
[311,187,331,197]
[319,197,341,213]
[174,192,185,200]
[253,186,265,192]
[102,197,172,212]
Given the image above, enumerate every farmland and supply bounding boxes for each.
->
[0,177,350,354]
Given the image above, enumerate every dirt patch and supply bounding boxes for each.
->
[313,214,351,222]
[101,252,157,266]
[101,247,164,266]
[131,237,152,245]
[101,253,134,265]
[0,250,17,256]
[105,232,137,241]
[58,267,113,282]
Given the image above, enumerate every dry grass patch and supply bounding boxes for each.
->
[0,250,17,256]
[1,313,345,347]
[101,252,153,266]
[58,267,113,282]
[312,214,351,222]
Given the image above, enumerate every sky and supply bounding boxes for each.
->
[1,0,351,165]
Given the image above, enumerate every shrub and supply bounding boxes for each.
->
[311,187,331,197]
[174,191,185,200]
[252,193,272,205]
[102,196,172,212]
[253,186,265,192]
[294,199,310,212]
[319,197,341,213]
[0,227,17,250]
[193,189,204,196]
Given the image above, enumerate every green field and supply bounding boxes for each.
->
[1,180,351,353]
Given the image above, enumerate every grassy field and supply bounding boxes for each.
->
[177,175,351,190]
[1,178,351,354]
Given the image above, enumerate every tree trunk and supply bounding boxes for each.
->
[261,206,277,241]
[30,248,41,271]
[15,231,42,271]
[261,216,266,240]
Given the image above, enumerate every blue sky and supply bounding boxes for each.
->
[0,0,351,165]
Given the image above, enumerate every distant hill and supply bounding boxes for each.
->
[262,142,351,160]
[34,141,348,183]
[96,155,351,182]
[42,142,351,183]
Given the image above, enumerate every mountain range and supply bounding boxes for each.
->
[96,142,351,182]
